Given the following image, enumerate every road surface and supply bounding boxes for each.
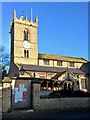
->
[2,108,90,120]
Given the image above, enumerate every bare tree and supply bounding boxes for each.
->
[0,46,10,67]
[0,46,10,80]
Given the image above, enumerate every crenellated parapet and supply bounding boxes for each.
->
[10,9,38,28]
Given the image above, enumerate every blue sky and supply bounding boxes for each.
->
[2,2,88,60]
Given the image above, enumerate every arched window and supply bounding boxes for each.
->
[53,81,59,91]
[24,50,29,58]
[24,50,26,58]
[27,50,29,58]
[72,82,74,91]
[24,30,26,40]
[27,31,28,40]
[41,80,47,87]
[48,81,53,90]
[54,81,58,87]
[68,83,71,91]
[24,29,29,41]
[41,80,47,90]
[64,82,67,90]
[48,81,53,88]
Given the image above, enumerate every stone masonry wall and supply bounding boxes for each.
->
[33,83,40,110]
[33,82,90,111]
[39,98,90,111]
[2,87,11,112]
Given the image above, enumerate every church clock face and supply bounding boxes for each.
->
[23,41,30,48]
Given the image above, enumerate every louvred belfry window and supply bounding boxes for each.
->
[24,30,28,41]
[24,50,29,58]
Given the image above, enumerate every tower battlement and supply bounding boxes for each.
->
[10,9,38,28]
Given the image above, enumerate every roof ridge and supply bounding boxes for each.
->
[38,53,87,61]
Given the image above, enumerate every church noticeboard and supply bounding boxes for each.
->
[15,84,27,103]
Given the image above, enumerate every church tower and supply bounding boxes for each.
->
[10,9,38,66]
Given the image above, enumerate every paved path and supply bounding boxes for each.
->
[2,108,90,119]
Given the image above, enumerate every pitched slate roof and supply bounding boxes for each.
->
[51,68,86,79]
[18,64,66,73]
[80,62,90,74]
[68,68,85,74]
[51,71,67,79]
[18,64,85,74]
[38,53,87,63]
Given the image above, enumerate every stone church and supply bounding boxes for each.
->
[8,9,90,109]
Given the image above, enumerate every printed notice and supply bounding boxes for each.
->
[19,84,24,91]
